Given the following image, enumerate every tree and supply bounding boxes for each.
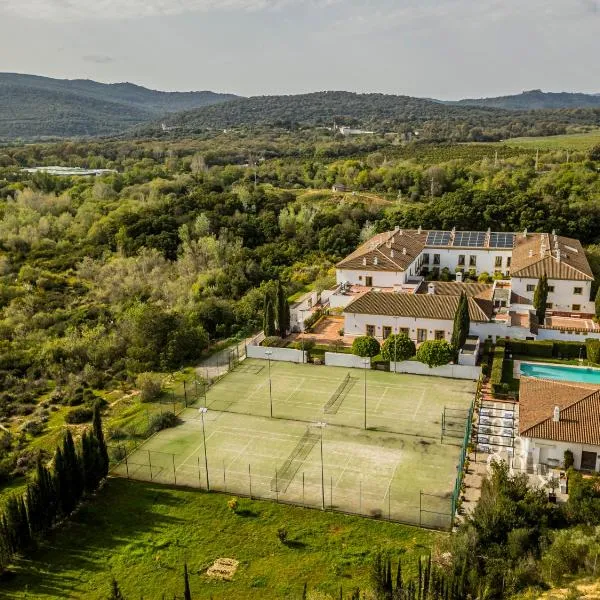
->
[183,563,192,600]
[595,289,600,320]
[108,578,125,600]
[533,274,549,324]
[351,336,380,358]
[450,293,470,356]
[275,280,290,337]
[381,334,416,362]
[263,296,276,337]
[93,404,109,479]
[416,340,454,368]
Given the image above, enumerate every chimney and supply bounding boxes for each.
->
[390,250,395,258]
[362,257,367,266]
[528,249,534,258]
[394,225,400,232]
[373,257,378,266]
[427,282,436,295]
[523,228,528,238]
[552,229,556,236]
[556,249,561,262]
[402,247,407,255]
[553,406,560,423]
[418,226,422,234]
[456,271,463,283]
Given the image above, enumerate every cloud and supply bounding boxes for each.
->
[0,0,339,20]
[82,54,115,64]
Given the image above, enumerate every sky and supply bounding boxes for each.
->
[0,0,599,99]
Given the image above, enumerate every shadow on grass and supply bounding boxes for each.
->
[284,540,307,550]
[235,508,259,517]
[2,480,185,599]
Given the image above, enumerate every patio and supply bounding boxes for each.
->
[288,315,354,347]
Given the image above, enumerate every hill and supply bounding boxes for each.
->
[453,89,600,110]
[154,91,600,142]
[0,73,238,138]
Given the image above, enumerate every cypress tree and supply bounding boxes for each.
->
[450,293,470,356]
[34,456,55,531]
[109,578,125,600]
[533,274,549,323]
[54,446,70,517]
[3,496,20,554]
[64,430,84,505]
[395,558,403,596]
[595,289,600,320]
[183,563,192,600]
[302,582,307,600]
[93,404,109,479]
[81,430,99,494]
[263,296,276,337]
[275,281,290,337]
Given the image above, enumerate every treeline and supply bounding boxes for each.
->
[0,406,108,571]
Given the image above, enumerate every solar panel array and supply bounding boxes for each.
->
[489,232,515,249]
[426,231,451,246]
[452,231,486,248]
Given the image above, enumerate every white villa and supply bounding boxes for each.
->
[310,227,600,345]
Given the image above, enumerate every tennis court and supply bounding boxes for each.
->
[113,359,476,529]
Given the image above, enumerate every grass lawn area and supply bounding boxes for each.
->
[1,479,438,600]
[502,129,600,151]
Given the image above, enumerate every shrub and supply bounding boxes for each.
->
[65,407,94,424]
[381,334,416,362]
[147,412,180,434]
[351,336,380,358]
[262,336,285,348]
[416,340,454,368]
[553,342,586,360]
[586,338,600,364]
[564,449,574,469]
[19,418,45,436]
[276,527,288,544]
[490,344,505,395]
[227,497,239,513]
[136,373,163,403]
[303,308,325,332]
[507,339,553,358]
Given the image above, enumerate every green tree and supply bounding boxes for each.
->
[275,280,290,337]
[93,404,109,479]
[595,290,600,320]
[263,296,276,336]
[184,563,192,600]
[381,334,416,362]
[533,274,549,324]
[351,336,380,358]
[416,340,454,368]
[450,293,470,355]
[108,578,125,600]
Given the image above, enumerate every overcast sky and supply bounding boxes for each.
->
[0,0,598,99]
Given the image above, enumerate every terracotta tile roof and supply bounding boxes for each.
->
[415,281,493,300]
[343,291,493,322]
[519,376,600,446]
[511,233,593,281]
[336,229,427,272]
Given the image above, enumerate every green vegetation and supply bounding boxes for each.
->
[450,292,470,356]
[415,340,454,368]
[504,129,600,150]
[533,274,549,323]
[351,336,381,358]
[380,334,416,362]
[490,344,506,395]
[1,478,437,599]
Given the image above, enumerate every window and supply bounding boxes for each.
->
[572,304,581,311]
[382,326,392,340]
[358,275,363,281]
[365,276,373,287]
[581,451,598,471]
[422,254,430,265]
[469,255,477,267]
[548,285,555,293]
[308,298,313,309]
[506,257,511,267]
[574,287,583,295]
[417,329,427,342]
[526,284,536,292]
[458,255,465,266]
[546,303,553,309]
[434,330,445,340]
[366,324,375,336]
[399,328,410,336]
[495,256,503,268]
[433,254,440,265]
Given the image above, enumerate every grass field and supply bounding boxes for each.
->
[113,360,475,528]
[502,130,600,151]
[0,478,438,600]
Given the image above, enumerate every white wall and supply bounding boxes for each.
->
[324,353,371,369]
[336,268,404,288]
[521,437,600,472]
[512,277,594,314]
[290,291,320,332]
[421,248,512,276]
[246,346,306,363]
[390,361,481,380]
[536,328,600,342]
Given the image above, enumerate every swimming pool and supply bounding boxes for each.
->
[519,362,600,384]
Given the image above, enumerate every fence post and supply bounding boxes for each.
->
[359,479,362,514]
[330,476,333,509]
[388,483,391,521]
[249,464,252,499]
[197,456,201,489]
[194,378,198,400]
[148,451,153,481]
[419,490,422,527]
[183,380,188,407]
[275,470,279,503]
[302,472,305,507]
[125,453,129,479]
[172,454,177,485]
[223,460,226,491]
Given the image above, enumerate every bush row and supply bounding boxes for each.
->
[499,339,587,360]
[490,344,505,395]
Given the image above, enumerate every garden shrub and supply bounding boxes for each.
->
[585,338,600,364]
[507,340,553,357]
[148,412,180,434]
[490,344,505,395]
[552,341,586,360]
[65,407,94,424]
[416,340,454,368]
[381,334,416,362]
[261,336,286,348]
[351,336,380,358]
[303,308,325,332]
[136,373,163,403]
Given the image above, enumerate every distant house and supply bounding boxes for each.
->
[332,183,349,193]
[519,377,600,472]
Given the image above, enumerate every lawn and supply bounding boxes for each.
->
[1,478,438,600]
[502,130,600,151]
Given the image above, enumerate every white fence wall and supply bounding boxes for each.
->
[390,361,481,380]
[324,353,371,369]
[246,345,306,363]
[536,328,600,342]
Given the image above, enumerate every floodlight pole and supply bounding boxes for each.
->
[364,359,369,430]
[199,407,209,490]
[317,421,326,510]
[266,350,273,418]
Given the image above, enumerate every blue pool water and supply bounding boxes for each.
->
[520,362,600,384]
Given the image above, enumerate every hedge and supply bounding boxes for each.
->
[505,339,586,359]
[586,339,600,365]
[490,344,505,395]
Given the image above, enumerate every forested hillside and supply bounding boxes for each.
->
[0,73,238,138]
[157,91,600,142]
[453,89,600,110]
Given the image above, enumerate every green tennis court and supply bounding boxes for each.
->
[112,359,476,529]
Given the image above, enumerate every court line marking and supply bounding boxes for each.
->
[412,389,426,420]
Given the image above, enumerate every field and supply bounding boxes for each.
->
[113,360,476,528]
[0,478,437,600]
[502,129,600,150]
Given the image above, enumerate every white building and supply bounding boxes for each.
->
[330,228,599,344]
[519,377,600,472]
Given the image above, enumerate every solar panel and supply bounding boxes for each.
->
[426,231,451,246]
[489,232,515,249]
[452,231,486,248]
